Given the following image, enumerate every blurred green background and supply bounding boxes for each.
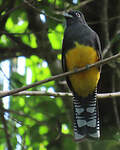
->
[0,0,120,150]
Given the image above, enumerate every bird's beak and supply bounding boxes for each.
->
[63,12,73,18]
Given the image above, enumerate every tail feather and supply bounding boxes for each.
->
[73,89,100,141]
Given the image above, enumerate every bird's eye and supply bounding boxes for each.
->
[76,12,80,17]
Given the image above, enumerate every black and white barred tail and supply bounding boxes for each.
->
[73,89,100,141]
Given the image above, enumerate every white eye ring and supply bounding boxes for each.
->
[76,12,80,17]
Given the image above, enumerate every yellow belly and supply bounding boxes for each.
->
[66,42,100,97]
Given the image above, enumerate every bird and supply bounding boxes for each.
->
[62,10,102,141]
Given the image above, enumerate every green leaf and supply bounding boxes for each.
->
[0,34,13,47]
[10,72,25,88]
[48,0,54,3]
[11,136,17,148]
[25,135,31,146]
[5,9,28,33]
[30,55,42,63]
[21,33,38,48]
[0,145,4,150]
[39,143,47,150]
[48,0,63,7]
[48,24,64,50]
[26,56,53,86]
[61,124,69,134]
[56,0,63,6]
[18,126,27,135]
[28,147,33,150]
[24,118,35,127]
[33,113,45,121]
[1,11,5,16]
[24,107,30,113]
[39,125,49,135]
[0,0,3,5]
[56,97,63,108]
[19,97,25,107]
[57,54,61,60]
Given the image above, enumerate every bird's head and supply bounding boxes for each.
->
[64,10,86,26]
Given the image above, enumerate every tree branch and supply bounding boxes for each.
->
[0,91,120,99]
[88,15,120,25]
[112,73,120,129]
[1,3,24,18]
[65,0,94,12]
[101,0,109,46]
[0,52,120,98]
[24,0,62,22]
[3,108,44,125]
[102,38,113,57]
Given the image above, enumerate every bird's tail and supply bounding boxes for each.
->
[73,89,100,141]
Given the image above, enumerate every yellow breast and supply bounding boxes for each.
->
[66,42,100,97]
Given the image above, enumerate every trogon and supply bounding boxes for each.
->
[62,10,102,141]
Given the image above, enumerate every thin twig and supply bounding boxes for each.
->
[24,0,62,22]
[3,108,44,125]
[0,53,120,98]
[112,73,120,129]
[0,91,120,99]
[0,91,72,97]
[66,0,94,11]
[88,16,120,25]
[101,0,109,46]
[1,3,24,18]
[102,38,113,57]
[97,92,120,99]
[0,16,120,36]
[115,0,120,34]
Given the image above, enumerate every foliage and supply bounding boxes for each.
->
[0,0,120,150]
